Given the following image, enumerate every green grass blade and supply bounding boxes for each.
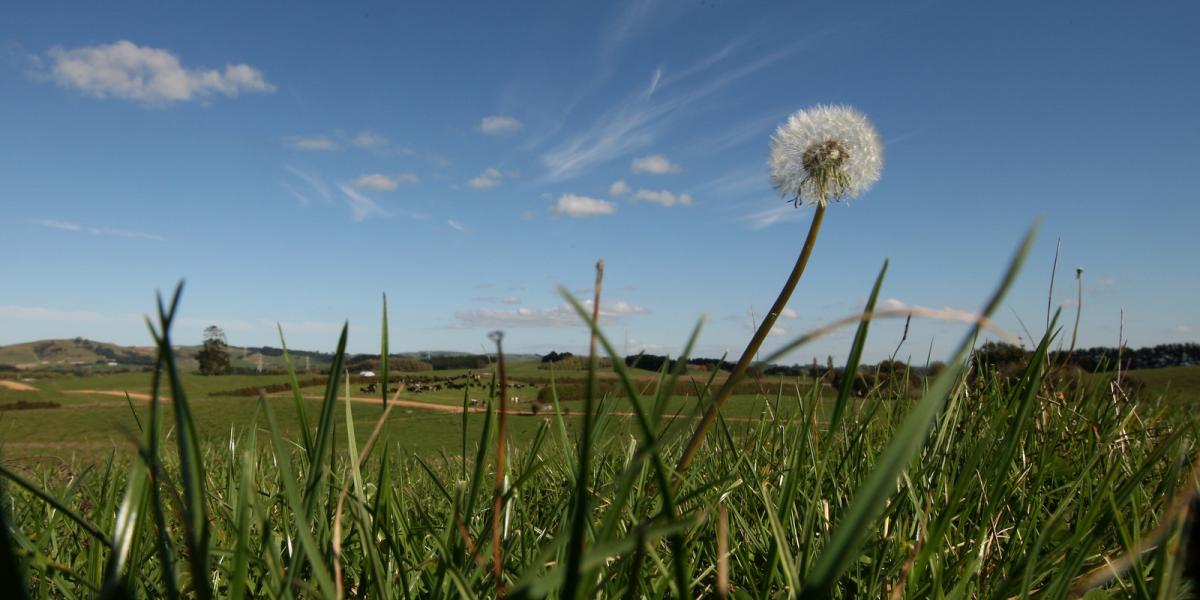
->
[799,224,1036,597]
[260,397,337,598]
[100,454,149,595]
[0,465,30,600]
[226,436,256,600]
[381,292,390,407]
[828,260,887,434]
[0,464,112,549]
[277,324,315,459]
[305,323,348,515]
[153,282,213,600]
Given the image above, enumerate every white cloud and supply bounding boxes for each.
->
[1174,325,1193,334]
[742,204,807,230]
[283,164,332,203]
[879,298,909,312]
[479,115,523,135]
[178,317,342,337]
[0,305,106,321]
[631,154,681,174]
[352,131,388,148]
[467,167,508,189]
[781,307,798,319]
[467,176,499,190]
[352,173,417,191]
[632,188,693,207]
[472,295,522,305]
[87,227,165,242]
[540,44,800,181]
[31,218,164,241]
[285,136,337,151]
[454,299,646,329]
[447,219,468,233]
[645,68,662,98]
[549,194,616,218]
[30,219,81,232]
[44,40,274,106]
[609,180,630,197]
[337,184,391,221]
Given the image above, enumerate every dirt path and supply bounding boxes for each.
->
[304,394,472,413]
[0,380,38,392]
[319,394,785,423]
[65,390,155,402]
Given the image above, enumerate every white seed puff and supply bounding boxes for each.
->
[770,105,883,206]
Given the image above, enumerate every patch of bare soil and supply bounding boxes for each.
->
[0,380,38,392]
[65,390,155,402]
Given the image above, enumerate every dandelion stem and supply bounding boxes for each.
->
[490,331,509,597]
[676,203,827,476]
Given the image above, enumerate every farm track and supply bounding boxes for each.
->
[0,380,39,392]
[50,389,786,424]
[65,390,156,402]
[316,394,790,423]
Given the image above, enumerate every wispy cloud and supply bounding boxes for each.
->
[453,299,646,329]
[644,67,662,98]
[351,130,388,148]
[549,194,616,218]
[609,180,630,197]
[30,219,80,232]
[631,188,693,207]
[336,184,391,221]
[742,204,807,230]
[352,173,418,191]
[631,154,681,174]
[177,317,343,337]
[600,0,658,61]
[702,165,771,199]
[472,296,522,305]
[30,218,165,241]
[479,115,523,136]
[0,305,109,322]
[283,164,332,205]
[284,135,338,151]
[541,42,800,181]
[447,219,468,233]
[40,39,274,106]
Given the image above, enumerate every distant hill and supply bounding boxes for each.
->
[0,338,339,373]
[0,338,538,373]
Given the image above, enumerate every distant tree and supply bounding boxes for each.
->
[541,351,575,363]
[197,325,230,375]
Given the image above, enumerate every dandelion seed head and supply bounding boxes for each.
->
[770,105,883,207]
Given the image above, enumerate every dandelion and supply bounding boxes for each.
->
[770,105,883,207]
[677,105,884,475]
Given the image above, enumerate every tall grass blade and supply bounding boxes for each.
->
[0,467,30,600]
[153,282,213,600]
[381,292,390,406]
[828,260,887,433]
[277,324,314,459]
[799,224,1036,597]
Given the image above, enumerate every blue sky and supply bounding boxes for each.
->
[1,1,1197,364]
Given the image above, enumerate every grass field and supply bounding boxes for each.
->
[0,363,839,463]
[1,253,1198,597]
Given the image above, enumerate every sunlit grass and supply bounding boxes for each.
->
[1,233,1197,599]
